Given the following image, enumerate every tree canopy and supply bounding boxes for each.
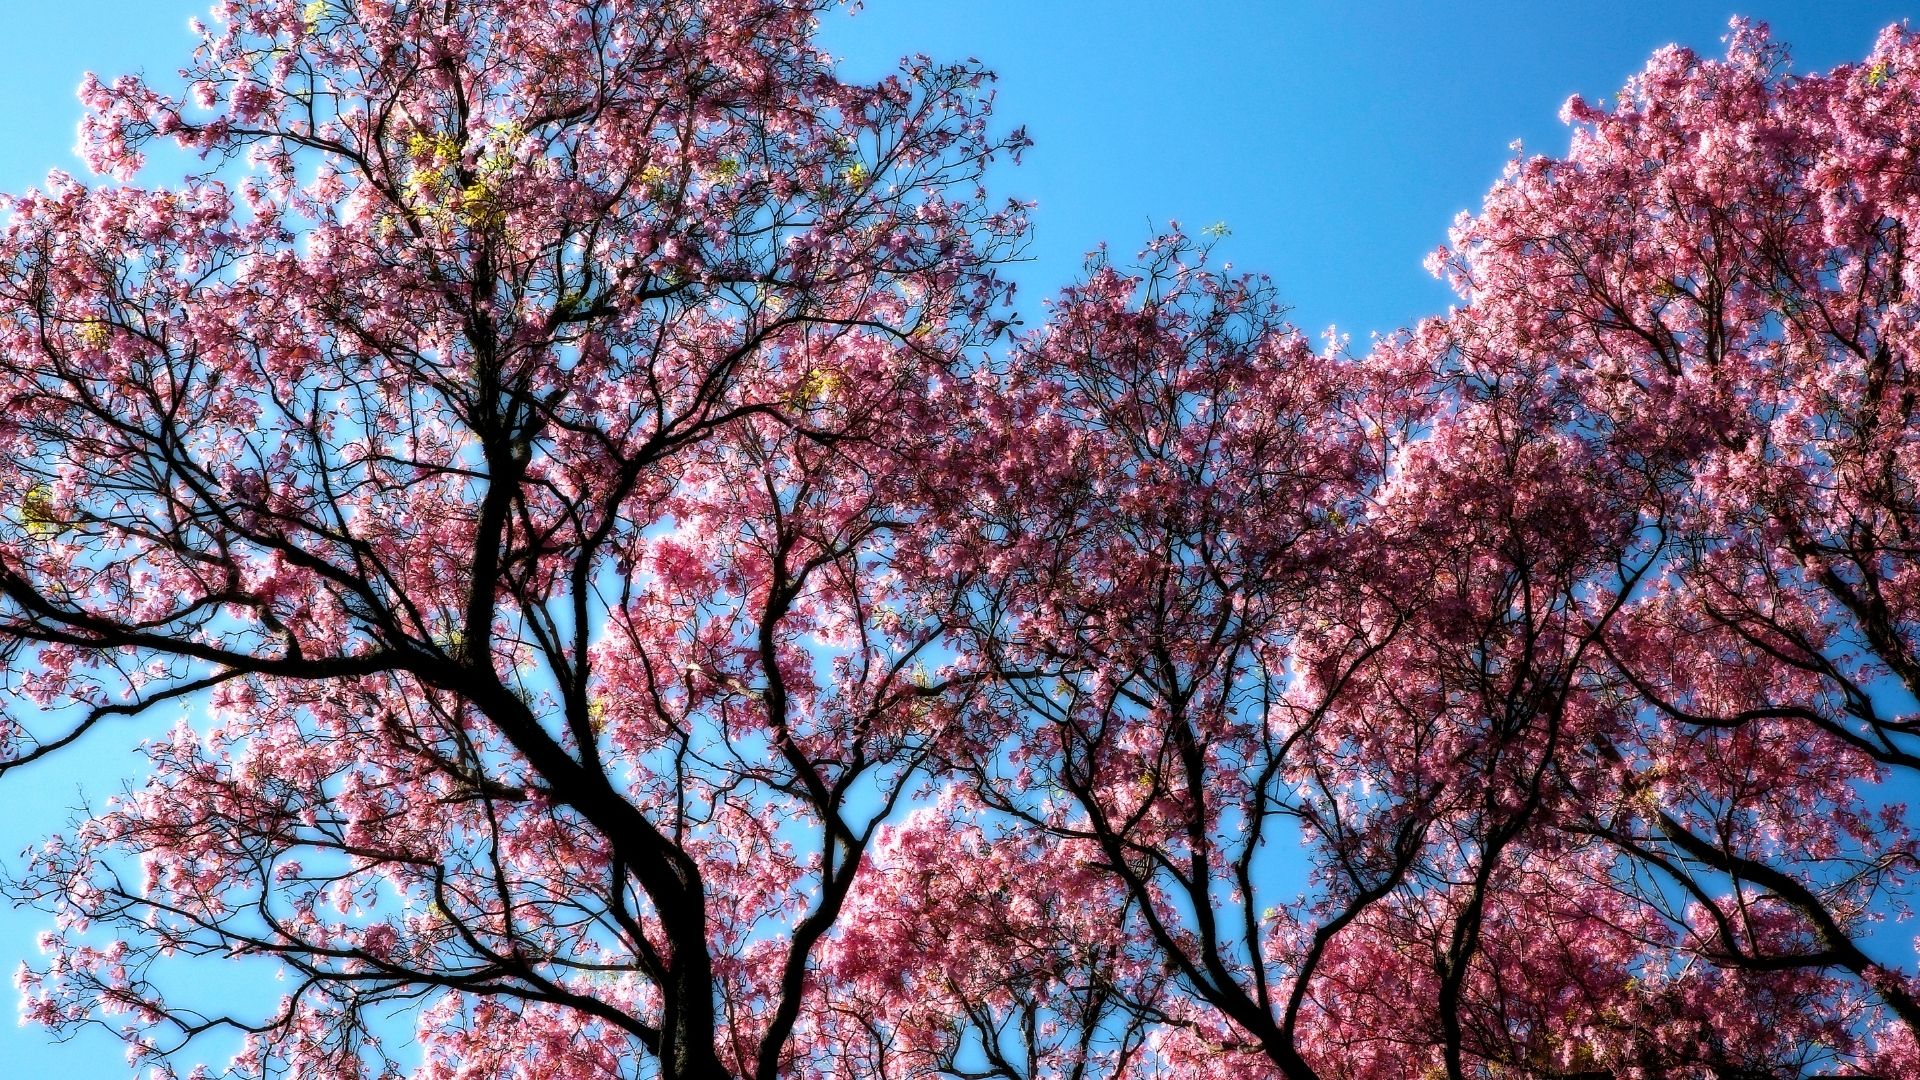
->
[1,4,1918,1079]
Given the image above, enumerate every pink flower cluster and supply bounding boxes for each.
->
[0,6,1917,1080]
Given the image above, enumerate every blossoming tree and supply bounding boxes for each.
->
[0,1,1025,1077]
[1424,20,1920,1075]
[6,4,1920,1080]
[867,24,1920,1080]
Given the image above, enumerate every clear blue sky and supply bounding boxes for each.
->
[0,2,1912,1075]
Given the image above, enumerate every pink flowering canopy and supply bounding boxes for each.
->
[0,1,1029,1078]
[3,4,1920,1080]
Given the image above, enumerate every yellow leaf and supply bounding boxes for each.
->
[791,367,843,407]
[459,181,503,229]
[20,485,63,541]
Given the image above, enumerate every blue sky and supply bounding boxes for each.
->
[0,1,1914,1074]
